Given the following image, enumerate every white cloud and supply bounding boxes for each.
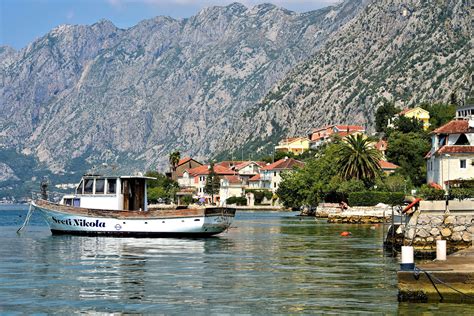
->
[66,10,75,20]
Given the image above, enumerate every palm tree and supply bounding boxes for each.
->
[336,134,382,184]
[169,151,181,173]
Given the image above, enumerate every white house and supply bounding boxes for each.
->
[258,157,304,193]
[219,175,244,204]
[426,118,474,190]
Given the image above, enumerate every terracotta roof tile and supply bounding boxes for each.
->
[177,157,192,166]
[398,108,412,115]
[261,158,304,171]
[187,164,236,176]
[249,174,261,181]
[432,120,469,134]
[333,125,365,132]
[437,145,474,154]
[222,175,242,184]
[379,160,399,169]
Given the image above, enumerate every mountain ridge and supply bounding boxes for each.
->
[218,0,472,157]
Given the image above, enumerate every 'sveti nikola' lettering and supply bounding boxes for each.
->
[52,216,105,228]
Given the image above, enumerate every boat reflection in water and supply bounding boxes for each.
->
[35,235,234,305]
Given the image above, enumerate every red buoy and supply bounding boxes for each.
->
[340,231,352,237]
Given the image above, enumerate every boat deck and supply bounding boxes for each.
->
[34,200,235,219]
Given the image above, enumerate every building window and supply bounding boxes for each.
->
[273,183,277,188]
[460,159,467,169]
[274,172,277,177]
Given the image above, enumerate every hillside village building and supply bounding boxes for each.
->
[171,157,203,180]
[308,125,365,149]
[175,157,303,205]
[388,106,431,130]
[274,137,310,155]
[259,158,305,193]
[426,118,474,190]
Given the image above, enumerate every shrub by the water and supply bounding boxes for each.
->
[226,196,247,206]
[348,191,405,206]
[419,184,445,200]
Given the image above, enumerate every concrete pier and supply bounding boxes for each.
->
[398,247,474,303]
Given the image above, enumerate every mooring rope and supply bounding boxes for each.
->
[17,203,35,235]
[414,267,474,300]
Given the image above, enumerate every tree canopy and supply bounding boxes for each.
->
[335,134,382,185]
[421,103,456,130]
[386,131,431,186]
[204,162,220,202]
[169,151,181,172]
[375,101,400,133]
[145,170,179,203]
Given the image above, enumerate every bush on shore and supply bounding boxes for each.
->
[348,191,405,206]
[226,196,247,206]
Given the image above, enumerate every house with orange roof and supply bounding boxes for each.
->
[178,163,236,202]
[388,106,430,130]
[219,175,244,204]
[308,125,366,149]
[172,157,202,181]
[258,157,304,193]
[274,137,310,155]
[233,161,266,186]
[379,160,399,174]
[426,118,474,189]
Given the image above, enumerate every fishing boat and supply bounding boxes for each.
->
[30,173,236,237]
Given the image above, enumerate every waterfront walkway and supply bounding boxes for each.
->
[398,247,474,303]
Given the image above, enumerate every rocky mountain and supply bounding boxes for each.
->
[0,1,366,186]
[222,0,472,156]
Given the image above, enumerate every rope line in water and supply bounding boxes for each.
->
[17,203,35,235]
[414,267,474,300]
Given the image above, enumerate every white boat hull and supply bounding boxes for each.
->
[32,201,235,237]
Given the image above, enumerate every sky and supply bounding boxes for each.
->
[0,0,338,50]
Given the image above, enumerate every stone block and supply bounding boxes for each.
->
[462,231,472,242]
[456,217,466,225]
[431,216,443,226]
[430,227,440,236]
[417,228,430,238]
[418,215,430,225]
[453,225,466,232]
[451,231,462,241]
[465,215,473,223]
[426,237,434,242]
[441,228,452,237]
[444,216,455,225]
[468,226,474,234]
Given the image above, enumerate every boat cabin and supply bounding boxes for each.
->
[60,175,156,211]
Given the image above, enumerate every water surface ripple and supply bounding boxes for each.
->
[0,209,471,314]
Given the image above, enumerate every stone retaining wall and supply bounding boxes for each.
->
[324,205,395,223]
[401,211,473,252]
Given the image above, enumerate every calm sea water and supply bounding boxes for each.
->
[0,207,471,314]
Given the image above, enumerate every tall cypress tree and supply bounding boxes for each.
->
[204,162,220,204]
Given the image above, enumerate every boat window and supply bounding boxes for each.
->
[107,179,116,194]
[76,180,84,195]
[73,198,80,207]
[95,179,105,194]
[84,179,94,194]
[64,198,72,206]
